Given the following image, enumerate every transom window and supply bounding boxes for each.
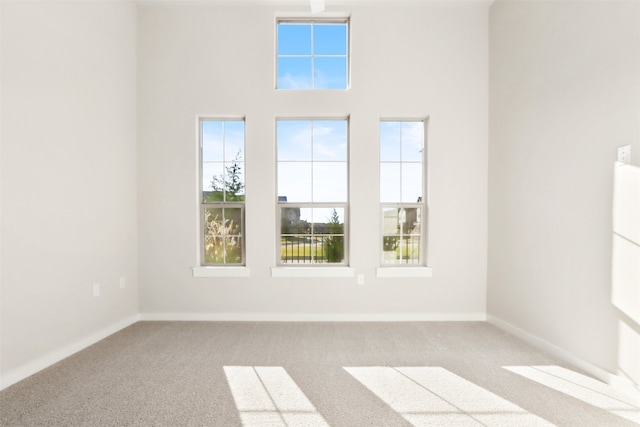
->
[277,20,349,90]
[380,120,426,265]
[200,119,245,265]
[277,119,348,265]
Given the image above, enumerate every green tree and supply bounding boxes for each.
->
[208,151,244,202]
[324,209,344,263]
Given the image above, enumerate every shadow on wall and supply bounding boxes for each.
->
[611,163,640,387]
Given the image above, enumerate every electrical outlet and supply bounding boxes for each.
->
[357,274,365,285]
[93,283,101,297]
[119,277,126,289]
[617,145,631,165]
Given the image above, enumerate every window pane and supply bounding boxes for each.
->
[381,237,421,265]
[399,236,421,263]
[313,162,347,202]
[312,208,344,263]
[405,207,421,234]
[382,237,397,260]
[224,121,245,162]
[312,120,347,161]
[401,163,422,203]
[313,23,347,55]
[202,121,223,162]
[204,207,243,265]
[389,207,420,234]
[278,23,311,55]
[322,234,344,263]
[203,162,223,201]
[281,207,308,235]
[278,57,312,89]
[380,121,401,162]
[225,161,245,202]
[313,208,344,234]
[381,206,405,264]
[281,208,313,264]
[278,162,312,202]
[382,208,400,234]
[380,163,401,203]
[205,209,224,264]
[277,120,312,161]
[280,236,314,264]
[314,57,347,90]
[298,207,313,224]
[401,121,423,162]
[205,207,224,234]
[226,237,243,264]
[224,208,243,235]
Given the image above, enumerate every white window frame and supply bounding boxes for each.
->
[377,118,431,277]
[276,18,350,90]
[197,117,247,269]
[275,117,350,267]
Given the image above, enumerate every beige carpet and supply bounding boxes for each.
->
[1,321,639,426]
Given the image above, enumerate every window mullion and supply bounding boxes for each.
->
[221,207,227,264]
[310,120,315,205]
[311,120,315,258]
[222,121,226,203]
[310,23,315,89]
[399,123,403,203]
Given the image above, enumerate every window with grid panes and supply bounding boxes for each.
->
[277,20,349,90]
[380,120,426,265]
[200,119,245,265]
[276,119,348,265]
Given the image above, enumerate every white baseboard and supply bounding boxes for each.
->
[487,314,639,393]
[0,314,140,391]
[140,312,487,322]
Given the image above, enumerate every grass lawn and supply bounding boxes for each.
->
[280,240,324,259]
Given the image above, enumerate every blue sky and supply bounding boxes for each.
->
[380,121,424,203]
[277,120,348,203]
[202,120,245,193]
[201,119,423,205]
[277,22,348,90]
[201,119,349,204]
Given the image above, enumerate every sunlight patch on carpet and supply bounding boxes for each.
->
[224,366,329,427]
[344,366,552,426]
[504,365,640,424]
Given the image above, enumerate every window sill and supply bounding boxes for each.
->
[271,267,355,278]
[376,267,433,278]
[192,266,250,278]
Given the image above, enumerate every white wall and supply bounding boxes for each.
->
[137,1,489,318]
[0,1,139,378]
[4,0,636,392]
[488,0,640,378]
